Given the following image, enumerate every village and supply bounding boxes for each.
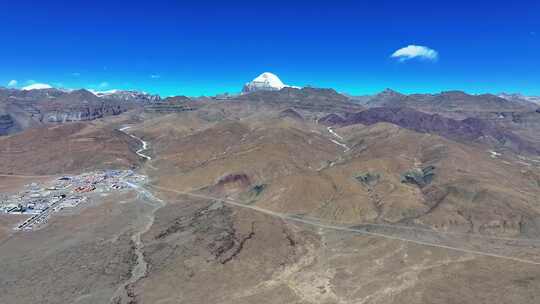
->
[0,170,147,231]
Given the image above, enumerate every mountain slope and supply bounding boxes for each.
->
[498,93,540,105]
[320,107,540,155]
[366,90,537,119]
[236,87,363,114]
[0,88,150,135]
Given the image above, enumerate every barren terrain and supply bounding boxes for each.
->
[1,90,540,303]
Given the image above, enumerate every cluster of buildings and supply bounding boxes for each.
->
[0,170,146,231]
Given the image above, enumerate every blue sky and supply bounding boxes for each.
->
[0,0,539,96]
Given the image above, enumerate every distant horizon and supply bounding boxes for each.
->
[2,79,538,99]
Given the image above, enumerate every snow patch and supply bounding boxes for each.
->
[252,72,285,89]
[327,127,344,140]
[22,83,53,90]
[489,150,501,158]
[327,127,350,152]
[498,93,540,104]
[242,72,298,93]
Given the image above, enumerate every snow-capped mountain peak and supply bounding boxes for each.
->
[252,72,285,88]
[90,89,161,103]
[242,72,287,93]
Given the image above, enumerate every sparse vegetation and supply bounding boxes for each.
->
[354,172,380,187]
[250,184,267,196]
[400,165,436,188]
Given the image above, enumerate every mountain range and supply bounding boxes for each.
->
[0,87,160,135]
[497,92,540,105]
[2,74,539,156]
[2,72,540,304]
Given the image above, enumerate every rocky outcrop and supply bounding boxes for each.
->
[317,113,345,125]
[354,172,380,187]
[41,104,126,123]
[0,88,141,135]
[92,90,161,103]
[0,113,18,135]
[215,173,251,190]
[237,87,363,113]
[144,96,196,113]
[161,96,191,104]
[279,108,304,120]
[401,166,436,188]
[52,110,126,123]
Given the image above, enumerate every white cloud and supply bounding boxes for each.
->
[99,81,109,88]
[7,80,17,87]
[22,83,53,90]
[391,45,438,62]
[150,74,161,79]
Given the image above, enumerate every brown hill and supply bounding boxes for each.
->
[320,107,540,155]
[0,120,140,175]
[366,89,537,119]
[133,109,540,236]
[119,108,540,303]
[235,87,363,113]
